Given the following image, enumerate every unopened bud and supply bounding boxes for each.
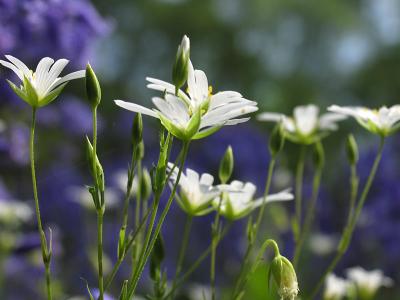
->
[346,134,359,165]
[269,122,285,157]
[131,113,143,148]
[172,35,190,93]
[85,63,101,108]
[219,146,234,184]
[270,255,299,300]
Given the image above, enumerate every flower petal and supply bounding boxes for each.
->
[114,100,158,118]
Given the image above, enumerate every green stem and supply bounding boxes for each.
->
[210,197,223,300]
[97,210,104,300]
[232,157,276,298]
[30,108,52,300]
[165,222,233,299]
[293,165,323,267]
[307,137,385,300]
[104,208,151,291]
[132,159,142,267]
[127,142,190,299]
[170,215,193,299]
[294,146,306,242]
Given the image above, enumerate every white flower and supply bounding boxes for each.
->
[346,266,393,298]
[0,55,85,107]
[323,274,350,300]
[0,200,33,224]
[168,163,220,216]
[328,105,400,136]
[258,104,346,144]
[115,61,258,140]
[213,180,293,220]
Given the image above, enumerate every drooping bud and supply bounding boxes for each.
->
[312,141,325,169]
[131,113,143,148]
[85,135,104,191]
[85,63,101,108]
[219,146,234,184]
[346,134,359,165]
[269,122,285,157]
[172,35,190,94]
[270,255,299,300]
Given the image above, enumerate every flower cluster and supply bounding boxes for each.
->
[324,267,393,300]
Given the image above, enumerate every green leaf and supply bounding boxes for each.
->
[6,80,30,105]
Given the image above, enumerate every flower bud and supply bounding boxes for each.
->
[219,146,234,184]
[346,134,359,165]
[131,113,143,148]
[313,141,325,169]
[140,168,152,201]
[172,35,190,93]
[85,63,101,108]
[85,135,104,191]
[270,255,299,300]
[269,122,285,157]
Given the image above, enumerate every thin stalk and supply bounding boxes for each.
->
[232,157,276,298]
[165,222,233,299]
[307,138,385,300]
[127,142,190,299]
[104,208,151,291]
[210,197,223,300]
[293,165,323,267]
[294,146,306,242]
[92,108,104,300]
[132,159,142,267]
[170,215,193,299]
[30,108,52,300]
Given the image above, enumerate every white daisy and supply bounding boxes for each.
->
[168,163,221,216]
[213,180,293,220]
[346,267,393,298]
[328,105,400,136]
[323,274,350,300]
[257,104,346,144]
[0,55,85,107]
[115,62,257,141]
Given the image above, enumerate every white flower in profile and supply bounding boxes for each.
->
[346,267,393,299]
[0,55,85,108]
[328,105,400,136]
[213,180,293,220]
[323,274,350,300]
[168,163,221,216]
[257,104,346,144]
[115,60,258,141]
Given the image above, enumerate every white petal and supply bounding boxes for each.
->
[200,173,214,186]
[253,188,294,207]
[114,100,158,118]
[0,59,24,80]
[294,105,319,135]
[210,91,243,109]
[43,59,69,92]
[48,70,85,91]
[5,55,31,77]
[146,77,191,104]
[257,112,285,122]
[35,57,54,92]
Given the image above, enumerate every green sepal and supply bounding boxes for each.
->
[185,108,201,140]
[6,80,30,105]
[23,75,39,107]
[38,82,67,107]
[118,226,126,260]
[192,125,222,140]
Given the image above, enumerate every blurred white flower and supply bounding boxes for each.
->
[258,104,346,144]
[0,200,32,224]
[309,233,336,256]
[0,55,85,107]
[328,105,400,136]
[213,180,293,220]
[346,266,393,299]
[168,163,220,216]
[115,58,257,140]
[324,274,350,300]
[68,186,119,210]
